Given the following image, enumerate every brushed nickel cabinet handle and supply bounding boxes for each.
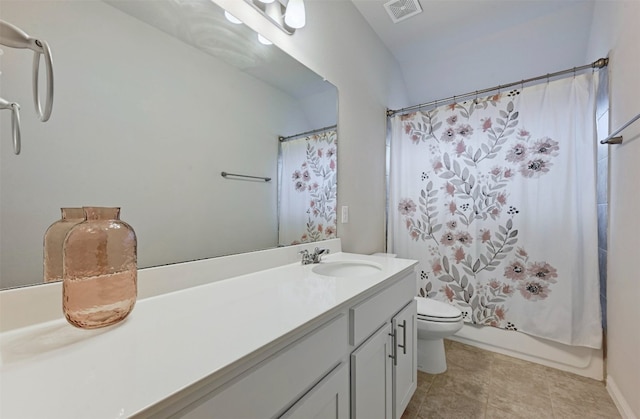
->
[388,330,397,366]
[398,320,407,355]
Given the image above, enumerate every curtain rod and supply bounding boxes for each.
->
[386,57,609,117]
[279,124,337,142]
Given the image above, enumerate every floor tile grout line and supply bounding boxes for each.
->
[483,352,497,418]
[413,379,433,419]
[544,365,557,419]
[415,376,431,419]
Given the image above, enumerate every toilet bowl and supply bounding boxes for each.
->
[415,296,464,374]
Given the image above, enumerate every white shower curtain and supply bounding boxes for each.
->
[388,74,602,348]
[278,129,337,246]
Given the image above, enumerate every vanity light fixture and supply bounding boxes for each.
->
[243,0,306,34]
[257,1,281,44]
[265,1,284,27]
[224,11,243,24]
[257,34,273,45]
[223,8,273,46]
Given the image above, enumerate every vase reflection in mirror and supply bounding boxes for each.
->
[43,208,85,283]
[62,207,137,329]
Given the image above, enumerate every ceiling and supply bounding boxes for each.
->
[350,0,597,107]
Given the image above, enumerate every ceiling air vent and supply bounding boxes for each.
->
[383,0,422,23]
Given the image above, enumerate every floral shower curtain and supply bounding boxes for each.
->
[388,74,602,348]
[278,129,337,245]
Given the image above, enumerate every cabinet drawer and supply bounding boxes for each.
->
[349,273,415,347]
[181,314,348,419]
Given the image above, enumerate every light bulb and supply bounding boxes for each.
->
[284,0,305,29]
[258,34,272,45]
[224,11,242,24]
[257,0,275,3]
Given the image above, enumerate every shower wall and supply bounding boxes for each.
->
[595,70,610,334]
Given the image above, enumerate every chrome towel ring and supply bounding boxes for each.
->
[0,98,22,154]
[0,19,54,122]
[32,38,54,122]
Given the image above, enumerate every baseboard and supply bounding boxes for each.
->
[607,375,638,419]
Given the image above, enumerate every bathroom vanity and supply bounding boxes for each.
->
[0,242,418,418]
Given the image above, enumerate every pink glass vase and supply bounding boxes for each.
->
[63,207,137,329]
[43,208,85,283]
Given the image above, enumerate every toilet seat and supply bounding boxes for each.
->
[415,297,463,323]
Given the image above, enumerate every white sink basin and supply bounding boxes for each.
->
[312,260,383,277]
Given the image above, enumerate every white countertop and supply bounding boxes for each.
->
[0,252,416,418]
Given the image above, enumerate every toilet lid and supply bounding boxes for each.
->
[415,297,462,321]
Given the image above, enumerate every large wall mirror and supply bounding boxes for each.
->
[0,0,338,290]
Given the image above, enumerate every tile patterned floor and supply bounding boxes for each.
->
[402,340,620,419]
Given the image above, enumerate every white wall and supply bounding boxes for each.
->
[214,0,409,256]
[587,2,640,417]
[393,1,595,106]
[0,0,315,289]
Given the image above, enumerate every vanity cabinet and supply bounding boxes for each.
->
[0,250,419,419]
[152,269,417,419]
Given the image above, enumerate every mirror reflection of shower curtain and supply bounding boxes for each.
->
[388,74,602,348]
[278,129,337,245]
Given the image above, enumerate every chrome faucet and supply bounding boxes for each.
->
[300,247,330,265]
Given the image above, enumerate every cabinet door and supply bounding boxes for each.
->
[350,323,393,419]
[280,363,349,419]
[393,300,417,419]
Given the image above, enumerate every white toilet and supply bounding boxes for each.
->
[415,296,464,374]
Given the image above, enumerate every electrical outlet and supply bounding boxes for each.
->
[341,206,349,223]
